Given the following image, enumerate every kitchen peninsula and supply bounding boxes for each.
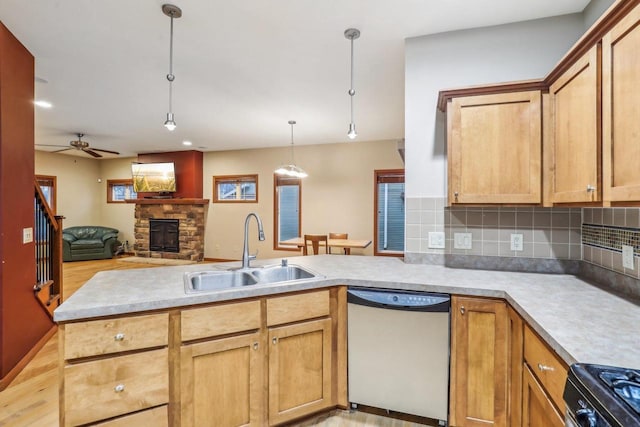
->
[54,255,640,426]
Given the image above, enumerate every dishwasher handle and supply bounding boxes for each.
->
[347,288,450,312]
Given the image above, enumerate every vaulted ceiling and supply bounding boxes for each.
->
[0,0,590,157]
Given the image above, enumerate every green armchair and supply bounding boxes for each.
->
[62,226,120,262]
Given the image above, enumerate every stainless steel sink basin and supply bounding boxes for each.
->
[185,270,258,292]
[251,265,316,282]
[184,263,320,293]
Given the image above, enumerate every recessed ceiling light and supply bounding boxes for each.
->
[34,100,52,108]
[182,140,192,146]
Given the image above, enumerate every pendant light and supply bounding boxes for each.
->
[162,4,182,131]
[275,120,308,178]
[344,28,360,140]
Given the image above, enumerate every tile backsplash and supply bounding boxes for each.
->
[406,197,582,260]
[406,198,640,289]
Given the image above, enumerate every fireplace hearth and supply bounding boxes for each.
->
[130,198,209,261]
[149,219,179,252]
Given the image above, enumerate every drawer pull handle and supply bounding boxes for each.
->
[272,337,278,345]
[586,185,596,192]
[460,306,465,315]
[537,363,555,372]
[253,342,259,351]
[114,333,125,341]
[114,384,125,393]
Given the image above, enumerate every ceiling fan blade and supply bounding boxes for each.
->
[82,148,102,158]
[51,148,73,153]
[35,144,73,148]
[90,147,120,155]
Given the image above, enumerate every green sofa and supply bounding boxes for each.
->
[62,226,120,262]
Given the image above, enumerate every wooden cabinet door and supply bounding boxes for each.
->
[450,297,509,427]
[508,307,524,427]
[447,91,541,205]
[547,45,600,204]
[180,332,263,427]
[522,365,565,427]
[268,318,332,425]
[603,3,640,203]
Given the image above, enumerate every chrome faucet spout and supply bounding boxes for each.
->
[242,213,265,269]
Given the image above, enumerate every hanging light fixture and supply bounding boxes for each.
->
[344,28,360,140]
[275,120,308,178]
[162,4,182,131]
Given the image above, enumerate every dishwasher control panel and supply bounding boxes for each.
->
[347,288,450,312]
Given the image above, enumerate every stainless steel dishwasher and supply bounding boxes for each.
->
[347,287,450,425]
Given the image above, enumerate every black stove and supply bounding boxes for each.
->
[564,363,640,427]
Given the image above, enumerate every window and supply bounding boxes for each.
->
[374,169,405,256]
[213,175,258,203]
[274,174,301,251]
[107,179,137,203]
[36,175,56,214]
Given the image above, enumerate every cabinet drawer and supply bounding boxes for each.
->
[92,405,168,426]
[522,364,565,427]
[524,325,568,409]
[63,313,168,359]
[267,290,330,326]
[181,300,261,341]
[64,348,168,426]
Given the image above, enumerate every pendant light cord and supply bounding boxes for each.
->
[167,12,175,113]
[290,122,295,163]
[349,36,355,124]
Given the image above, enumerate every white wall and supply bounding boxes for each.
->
[35,151,103,227]
[404,14,586,198]
[583,0,615,28]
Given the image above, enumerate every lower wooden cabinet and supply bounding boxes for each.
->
[449,296,509,427]
[180,332,263,426]
[522,365,565,427]
[268,318,333,425]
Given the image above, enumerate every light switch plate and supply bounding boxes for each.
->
[23,227,33,244]
[454,232,472,250]
[622,245,634,270]
[510,233,524,251]
[428,232,445,249]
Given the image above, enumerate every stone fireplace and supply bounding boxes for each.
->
[130,199,209,261]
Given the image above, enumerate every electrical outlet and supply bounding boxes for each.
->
[510,233,524,251]
[622,245,634,270]
[22,227,33,244]
[428,232,445,249]
[454,232,472,250]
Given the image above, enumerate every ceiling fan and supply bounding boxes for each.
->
[36,133,120,158]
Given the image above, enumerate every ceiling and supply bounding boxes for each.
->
[0,0,590,157]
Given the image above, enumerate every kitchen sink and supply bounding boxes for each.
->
[186,270,258,292]
[250,265,316,282]
[184,263,320,293]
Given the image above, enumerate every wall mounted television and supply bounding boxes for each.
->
[131,162,177,194]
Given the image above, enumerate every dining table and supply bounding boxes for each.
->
[279,237,372,250]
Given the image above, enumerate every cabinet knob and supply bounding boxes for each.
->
[253,342,259,351]
[454,192,459,202]
[537,363,555,372]
[114,333,125,341]
[460,306,465,315]
[114,384,125,393]
[272,337,278,345]
[586,185,596,192]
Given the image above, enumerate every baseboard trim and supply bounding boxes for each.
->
[0,324,57,391]
[203,257,238,262]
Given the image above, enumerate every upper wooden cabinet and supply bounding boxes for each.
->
[602,3,640,204]
[545,44,601,205]
[447,90,542,205]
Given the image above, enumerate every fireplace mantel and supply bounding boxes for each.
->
[126,198,209,205]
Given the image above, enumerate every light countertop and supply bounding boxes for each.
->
[54,255,640,369]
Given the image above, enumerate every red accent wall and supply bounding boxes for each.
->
[137,150,203,198]
[0,22,52,380]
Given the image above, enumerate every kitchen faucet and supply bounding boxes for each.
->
[241,213,265,269]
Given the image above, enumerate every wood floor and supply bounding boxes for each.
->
[0,258,428,427]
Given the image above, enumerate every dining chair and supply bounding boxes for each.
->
[329,232,350,255]
[303,234,328,255]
